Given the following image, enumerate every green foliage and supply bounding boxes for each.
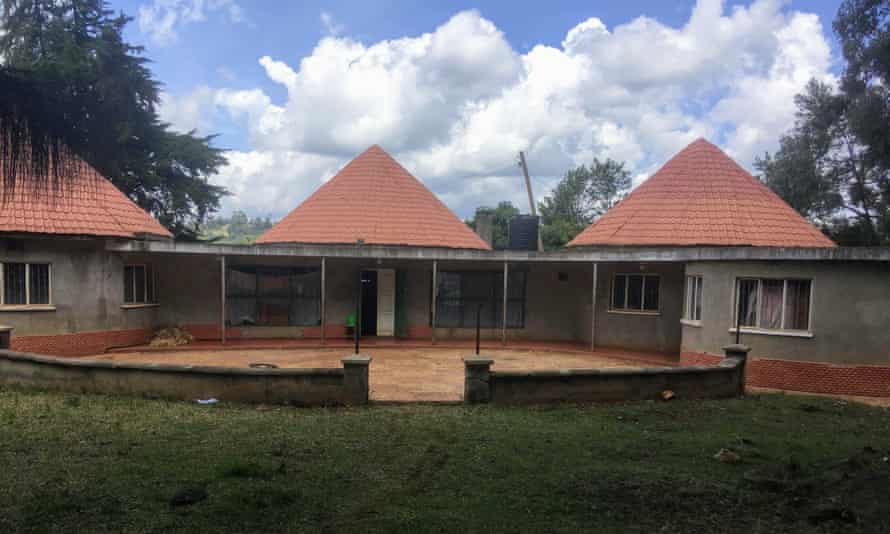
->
[201,210,275,244]
[538,159,631,249]
[1,388,889,532]
[757,2,890,245]
[465,201,520,249]
[0,0,227,237]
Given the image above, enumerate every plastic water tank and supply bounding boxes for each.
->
[508,215,539,251]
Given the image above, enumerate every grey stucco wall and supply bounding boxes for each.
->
[0,238,158,335]
[681,261,890,365]
[575,262,684,355]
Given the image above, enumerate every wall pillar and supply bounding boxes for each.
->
[341,355,372,405]
[0,326,12,350]
[722,344,750,396]
[463,357,493,403]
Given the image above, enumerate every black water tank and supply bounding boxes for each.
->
[508,215,539,251]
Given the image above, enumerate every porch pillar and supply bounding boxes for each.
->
[320,257,326,345]
[431,260,438,344]
[502,261,508,346]
[591,262,598,351]
[220,255,226,344]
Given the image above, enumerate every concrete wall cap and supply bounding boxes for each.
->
[722,344,751,354]
[341,355,372,366]
[463,357,494,365]
[0,325,13,332]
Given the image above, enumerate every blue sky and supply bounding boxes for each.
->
[108,1,846,219]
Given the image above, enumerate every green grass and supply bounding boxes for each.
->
[1,389,889,533]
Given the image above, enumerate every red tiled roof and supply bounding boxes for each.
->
[567,138,836,248]
[257,145,491,250]
[0,158,172,239]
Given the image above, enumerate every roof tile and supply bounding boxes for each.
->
[567,139,836,248]
[257,145,490,250]
[0,155,172,239]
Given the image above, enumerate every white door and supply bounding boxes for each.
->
[376,269,395,336]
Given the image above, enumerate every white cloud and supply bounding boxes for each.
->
[161,0,836,219]
[320,11,344,37]
[139,0,243,45]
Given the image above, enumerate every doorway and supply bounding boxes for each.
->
[360,270,377,336]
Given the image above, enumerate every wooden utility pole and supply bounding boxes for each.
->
[518,151,544,252]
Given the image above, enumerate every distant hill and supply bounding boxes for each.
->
[200,211,276,244]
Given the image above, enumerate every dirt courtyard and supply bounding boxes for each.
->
[93,347,647,401]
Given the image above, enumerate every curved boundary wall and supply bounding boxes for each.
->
[464,346,749,404]
[0,349,371,406]
[681,352,890,398]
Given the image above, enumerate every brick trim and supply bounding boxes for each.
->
[11,329,152,357]
[681,352,890,397]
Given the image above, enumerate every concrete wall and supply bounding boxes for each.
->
[463,350,747,404]
[682,261,890,365]
[0,238,160,353]
[0,349,371,405]
[575,262,684,355]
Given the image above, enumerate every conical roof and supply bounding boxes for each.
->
[0,154,171,239]
[568,138,835,248]
[257,145,490,249]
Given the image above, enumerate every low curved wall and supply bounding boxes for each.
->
[0,350,371,406]
[464,348,747,404]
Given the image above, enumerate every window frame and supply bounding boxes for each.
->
[0,261,53,308]
[682,274,703,325]
[609,273,661,314]
[731,277,814,336]
[123,263,158,306]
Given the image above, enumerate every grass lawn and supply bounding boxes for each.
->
[1,389,889,533]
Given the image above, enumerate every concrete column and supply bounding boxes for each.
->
[320,257,326,345]
[341,355,372,405]
[502,261,508,346]
[591,262,598,351]
[0,326,12,350]
[220,256,226,344]
[722,344,750,396]
[463,357,493,403]
[431,260,438,345]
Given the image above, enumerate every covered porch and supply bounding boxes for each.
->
[132,249,685,358]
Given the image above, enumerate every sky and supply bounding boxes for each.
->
[109,0,846,220]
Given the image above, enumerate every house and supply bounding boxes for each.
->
[1,140,889,396]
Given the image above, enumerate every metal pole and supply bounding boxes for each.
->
[320,257,326,345]
[518,151,544,252]
[591,262,598,351]
[355,269,362,355]
[502,261,508,346]
[220,256,226,344]
[431,260,438,345]
[476,303,482,355]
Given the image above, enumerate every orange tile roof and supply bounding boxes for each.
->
[257,145,491,250]
[0,157,172,239]
[568,138,836,248]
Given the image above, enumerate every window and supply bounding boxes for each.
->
[683,275,703,322]
[226,266,321,326]
[611,274,659,313]
[734,278,812,332]
[0,262,51,306]
[435,270,526,328]
[124,264,157,305]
